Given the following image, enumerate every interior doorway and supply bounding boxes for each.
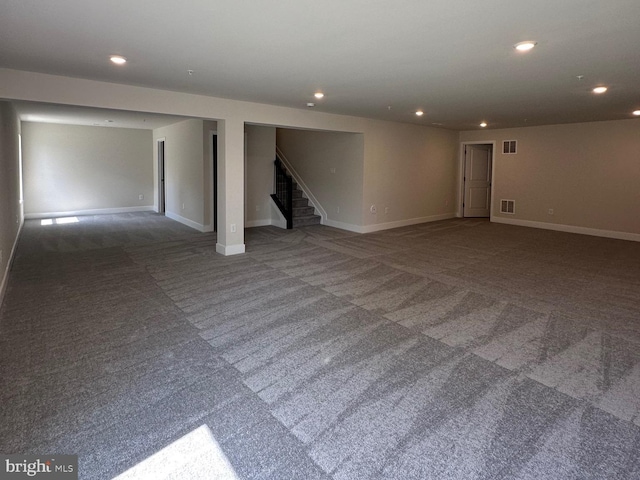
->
[462,143,493,218]
[157,139,166,214]
[211,132,218,232]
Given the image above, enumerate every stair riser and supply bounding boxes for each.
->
[293,216,321,227]
[293,206,315,216]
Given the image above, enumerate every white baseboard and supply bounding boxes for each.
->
[25,206,155,219]
[165,211,208,232]
[325,213,456,234]
[245,219,272,228]
[216,243,246,256]
[492,216,640,242]
[1,219,23,308]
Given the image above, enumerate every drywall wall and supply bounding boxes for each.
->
[153,119,210,231]
[246,125,276,227]
[0,101,22,305]
[276,128,364,228]
[362,122,458,230]
[21,122,153,216]
[0,68,462,250]
[460,118,640,238]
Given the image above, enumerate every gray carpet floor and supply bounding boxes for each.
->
[1,212,640,479]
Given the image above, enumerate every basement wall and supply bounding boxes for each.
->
[460,118,640,240]
[0,101,22,306]
[21,122,153,217]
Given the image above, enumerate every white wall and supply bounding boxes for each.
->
[276,128,364,228]
[21,122,153,217]
[363,122,458,231]
[0,68,462,251]
[245,124,276,227]
[0,101,22,306]
[153,119,208,231]
[460,118,640,240]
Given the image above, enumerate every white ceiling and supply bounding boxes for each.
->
[2,0,640,130]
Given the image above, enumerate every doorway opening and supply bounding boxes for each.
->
[210,132,218,232]
[460,142,494,218]
[157,139,166,214]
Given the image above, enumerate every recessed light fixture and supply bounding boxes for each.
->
[514,41,537,52]
[633,110,640,116]
[307,102,315,108]
[109,55,127,65]
[480,122,487,127]
[314,92,324,99]
[592,86,608,94]
[415,110,424,116]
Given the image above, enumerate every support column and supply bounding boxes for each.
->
[215,117,245,255]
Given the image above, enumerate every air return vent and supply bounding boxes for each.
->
[500,199,515,214]
[503,140,517,154]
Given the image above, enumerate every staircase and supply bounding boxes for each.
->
[291,181,321,227]
[271,157,321,229]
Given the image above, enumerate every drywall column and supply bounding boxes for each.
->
[216,117,245,255]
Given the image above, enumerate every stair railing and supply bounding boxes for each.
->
[271,156,293,229]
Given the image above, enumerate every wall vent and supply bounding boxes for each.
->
[500,199,515,214]
[503,140,517,154]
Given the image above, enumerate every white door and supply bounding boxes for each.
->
[463,144,492,217]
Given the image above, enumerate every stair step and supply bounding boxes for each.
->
[293,205,315,217]
[292,197,308,207]
[293,214,321,227]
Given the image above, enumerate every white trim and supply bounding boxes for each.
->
[216,243,246,255]
[25,206,155,219]
[245,219,272,228]
[165,211,209,232]
[323,219,363,233]
[275,146,327,224]
[458,141,496,220]
[492,216,640,242]
[0,220,23,308]
[325,212,456,234]
[269,202,288,229]
[209,130,217,232]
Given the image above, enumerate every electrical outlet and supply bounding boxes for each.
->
[548,208,554,215]
[256,205,260,212]
[230,224,237,233]
[370,205,377,214]
[336,207,340,214]
[139,194,144,200]
[182,203,185,210]
[384,206,389,214]
[445,199,449,206]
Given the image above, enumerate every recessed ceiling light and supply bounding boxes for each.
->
[514,41,537,52]
[592,86,608,94]
[110,55,127,65]
[633,110,640,116]
[314,92,324,99]
[480,122,487,127]
[415,110,424,116]
[306,102,315,107]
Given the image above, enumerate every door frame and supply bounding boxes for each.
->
[458,141,496,219]
[209,130,218,232]
[157,138,166,214]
